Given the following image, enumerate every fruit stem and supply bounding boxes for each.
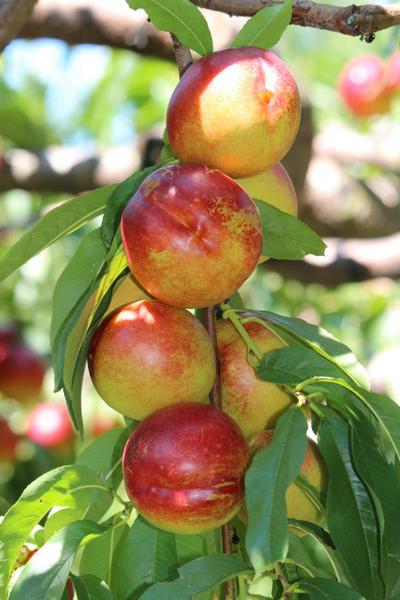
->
[204,306,235,600]
[221,304,264,363]
[170,34,193,77]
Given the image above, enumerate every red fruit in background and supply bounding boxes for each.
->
[338,54,392,117]
[167,47,300,178]
[26,403,74,449]
[0,323,17,346]
[123,402,249,534]
[66,578,74,600]
[92,416,121,437]
[0,342,46,402]
[0,417,20,462]
[387,51,400,93]
[121,164,262,308]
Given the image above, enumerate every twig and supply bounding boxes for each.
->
[0,0,38,50]
[170,34,193,76]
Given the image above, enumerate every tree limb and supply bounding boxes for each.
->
[0,0,38,49]
[193,0,400,37]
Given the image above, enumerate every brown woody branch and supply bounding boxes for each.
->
[0,0,38,49]
[17,0,400,54]
[193,0,400,37]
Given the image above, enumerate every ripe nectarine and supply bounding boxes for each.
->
[0,417,20,462]
[246,430,326,529]
[26,403,73,449]
[167,47,300,177]
[123,402,249,534]
[217,320,292,436]
[237,163,297,262]
[121,164,262,308]
[0,342,46,403]
[88,300,216,420]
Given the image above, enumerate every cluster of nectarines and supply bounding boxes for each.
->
[88,47,325,534]
[338,52,400,117]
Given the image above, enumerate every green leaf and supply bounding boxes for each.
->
[9,520,105,600]
[111,515,178,599]
[101,164,164,249]
[44,507,85,542]
[298,577,365,599]
[0,466,110,599]
[139,555,250,600]
[257,346,346,386]
[51,229,107,397]
[80,522,127,584]
[232,0,292,49]
[318,418,384,600]
[127,0,212,55]
[287,533,335,580]
[71,575,112,600]
[0,185,114,283]
[245,408,307,573]
[250,311,369,389]
[254,200,326,260]
[76,428,125,479]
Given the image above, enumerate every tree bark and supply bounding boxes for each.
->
[0,0,38,49]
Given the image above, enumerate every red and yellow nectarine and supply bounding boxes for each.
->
[121,164,262,308]
[88,300,216,420]
[0,417,20,462]
[237,163,297,263]
[0,342,46,403]
[26,403,74,450]
[167,47,300,178]
[217,320,292,436]
[123,402,249,534]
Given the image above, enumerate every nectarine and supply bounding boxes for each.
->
[26,403,74,449]
[0,342,46,403]
[237,163,297,262]
[217,320,292,436]
[121,164,262,308]
[123,402,249,534]
[338,54,392,117]
[88,300,216,420]
[245,430,326,529]
[167,47,300,177]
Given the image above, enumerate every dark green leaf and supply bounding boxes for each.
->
[254,200,326,260]
[298,577,365,599]
[250,310,369,388]
[245,408,307,573]
[71,575,112,600]
[76,428,125,479]
[318,418,384,600]
[127,1,212,55]
[80,522,127,584]
[232,0,292,49]
[111,516,178,600]
[257,346,345,386]
[139,555,250,600]
[287,533,335,580]
[101,164,161,249]
[0,185,114,283]
[9,520,105,600]
[0,466,110,599]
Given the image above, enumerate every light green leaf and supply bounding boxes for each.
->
[254,200,326,260]
[9,520,105,600]
[0,185,114,283]
[127,0,212,55]
[139,555,250,600]
[232,0,292,49]
[245,408,307,573]
[298,577,365,599]
[0,466,110,600]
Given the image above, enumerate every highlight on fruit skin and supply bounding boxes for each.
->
[88,300,216,420]
[217,319,293,437]
[236,162,297,262]
[338,54,395,117]
[241,429,327,532]
[123,402,250,534]
[167,47,301,178]
[121,163,262,308]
